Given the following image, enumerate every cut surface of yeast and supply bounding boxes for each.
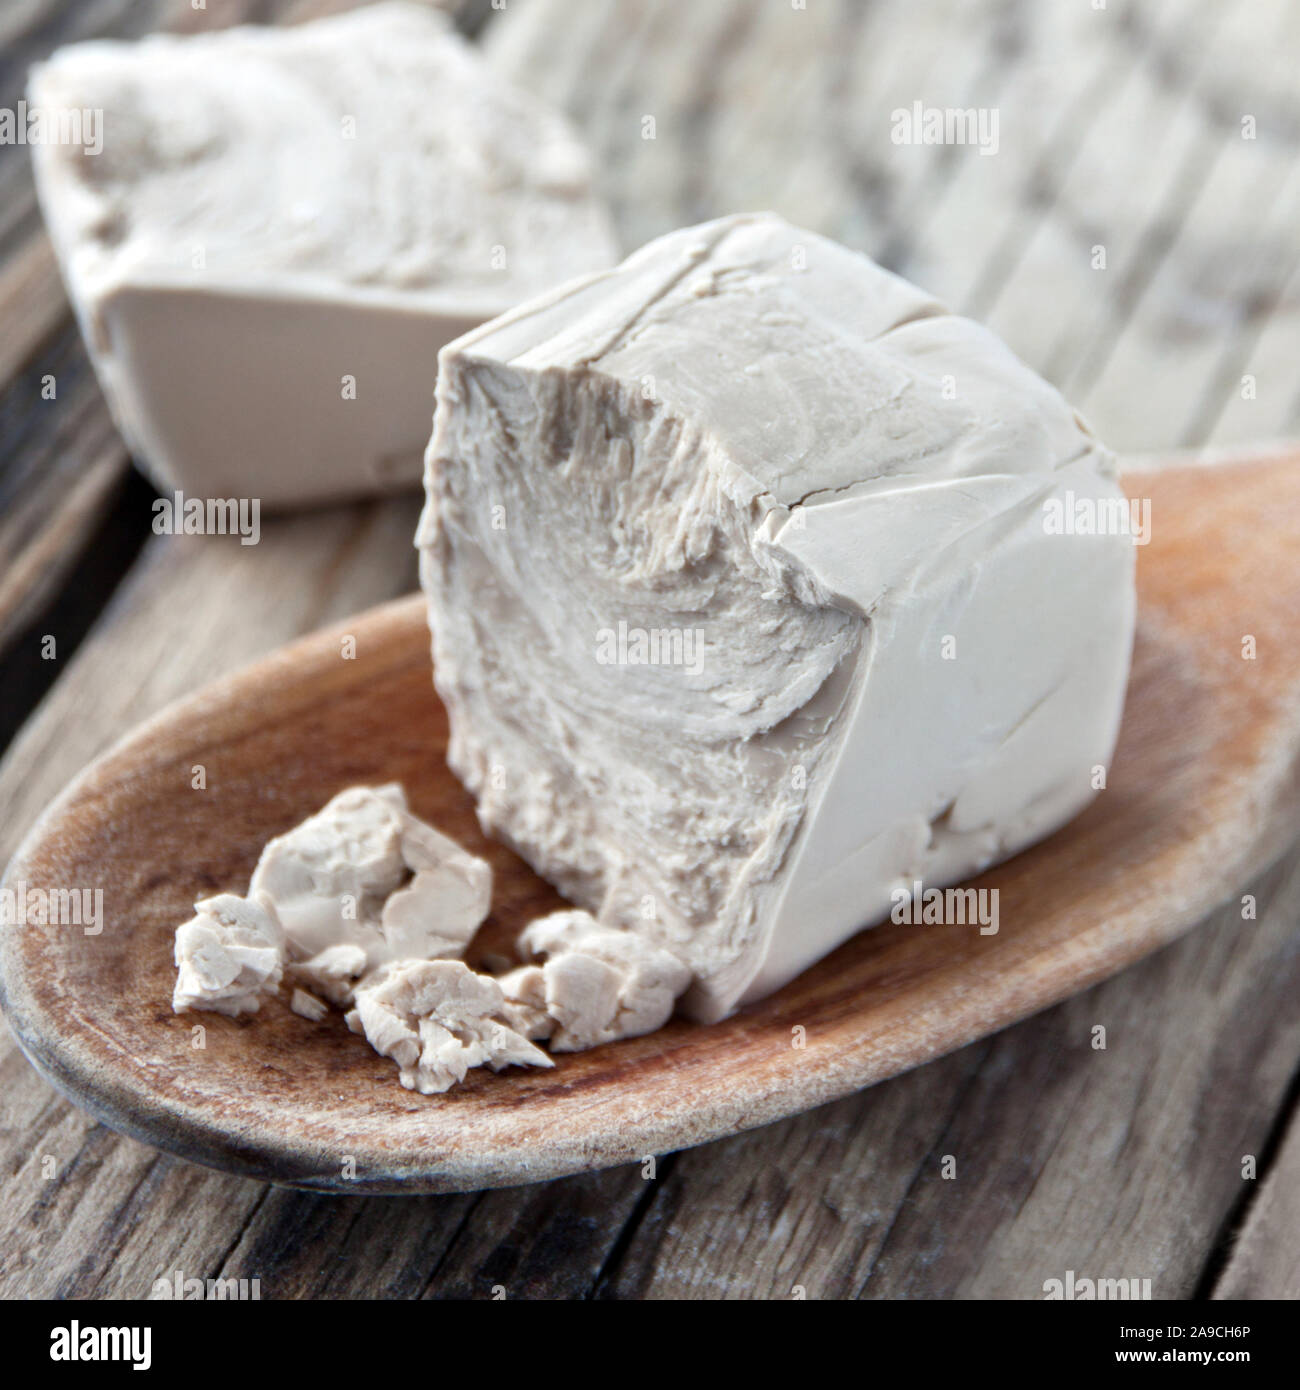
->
[29,2,617,507]
[418,212,1137,1024]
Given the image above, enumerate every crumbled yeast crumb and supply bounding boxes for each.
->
[289,944,369,1007]
[499,908,691,1051]
[171,785,492,1019]
[290,988,329,1022]
[172,893,284,1017]
[169,787,694,1094]
[496,964,552,1041]
[248,783,491,971]
[345,959,552,1095]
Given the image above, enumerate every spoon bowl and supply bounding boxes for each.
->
[2,449,1299,1193]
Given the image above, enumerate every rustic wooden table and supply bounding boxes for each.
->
[1,0,1298,1300]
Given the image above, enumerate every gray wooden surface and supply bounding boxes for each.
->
[1,0,1298,1299]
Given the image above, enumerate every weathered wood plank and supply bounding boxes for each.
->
[207,1165,655,1300]
[0,323,131,655]
[490,0,1300,458]
[1075,105,1300,451]
[1212,1096,1300,1300]
[596,1047,991,1300]
[881,0,1156,310]
[1207,250,1300,444]
[417,1168,651,1299]
[0,234,63,387]
[976,0,1228,388]
[597,855,1300,1299]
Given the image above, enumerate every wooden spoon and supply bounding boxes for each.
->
[2,447,1299,1194]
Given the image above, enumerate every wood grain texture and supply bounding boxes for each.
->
[0,0,178,658]
[3,455,1298,1199]
[486,0,1300,453]
[1213,1094,1300,1300]
[0,323,131,654]
[599,850,1300,1299]
[1,0,1298,1296]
